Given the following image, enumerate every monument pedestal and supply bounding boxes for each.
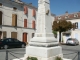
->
[24,45,63,60]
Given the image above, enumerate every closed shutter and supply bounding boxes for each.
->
[24,6,28,14]
[32,9,36,17]
[12,14,17,26]
[24,19,27,27]
[0,11,2,25]
[11,32,17,39]
[23,33,27,43]
[32,21,35,29]
[3,31,6,38]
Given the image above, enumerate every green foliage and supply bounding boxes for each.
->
[55,56,62,60]
[27,56,38,60]
[53,31,57,34]
[53,31,57,38]
[52,20,73,32]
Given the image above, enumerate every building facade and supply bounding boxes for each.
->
[0,0,55,43]
[55,12,80,44]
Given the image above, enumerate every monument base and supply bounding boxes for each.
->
[13,46,72,60]
[23,45,63,60]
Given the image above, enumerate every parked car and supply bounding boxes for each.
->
[0,38,26,49]
[66,38,79,46]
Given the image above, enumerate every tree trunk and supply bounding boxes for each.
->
[59,31,61,42]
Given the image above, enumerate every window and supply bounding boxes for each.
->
[58,17,61,20]
[0,3,2,6]
[12,14,17,26]
[13,39,19,42]
[11,32,17,39]
[32,21,35,29]
[24,19,27,28]
[78,22,80,29]
[32,33,34,38]
[8,39,13,42]
[65,16,68,19]
[0,11,2,25]
[24,6,28,14]
[3,31,7,39]
[32,9,36,17]
[75,22,78,29]
[74,14,78,18]
[13,7,17,10]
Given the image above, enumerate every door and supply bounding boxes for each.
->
[23,33,27,43]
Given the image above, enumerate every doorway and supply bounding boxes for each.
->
[23,33,27,43]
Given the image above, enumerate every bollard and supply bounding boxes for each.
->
[5,49,8,60]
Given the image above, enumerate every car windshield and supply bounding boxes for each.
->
[67,38,72,40]
[67,38,77,40]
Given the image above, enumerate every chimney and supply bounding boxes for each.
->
[65,11,68,16]
[29,3,32,5]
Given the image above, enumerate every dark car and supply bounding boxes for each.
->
[0,38,26,49]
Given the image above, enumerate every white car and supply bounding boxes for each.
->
[66,38,79,46]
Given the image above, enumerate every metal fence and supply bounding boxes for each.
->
[0,49,80,60]
[63,49,80,60]
[0,49,25,60]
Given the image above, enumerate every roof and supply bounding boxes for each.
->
[8,0,55,16]
[55,12,80,20]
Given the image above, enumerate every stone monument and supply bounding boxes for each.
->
[24,0,63,60]
[13,0,72,60]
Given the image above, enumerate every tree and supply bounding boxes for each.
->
[52,20,73,42]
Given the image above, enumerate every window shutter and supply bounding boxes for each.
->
[11,32,17,39]
[24,19,27,27]
[12,14,17,26]
[32,9,36,17]
[3,31,6,38]
[24,6,28,14]
[32,21,35,29]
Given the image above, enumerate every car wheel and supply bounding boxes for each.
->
[21,44,25,48]
[4,45,8,49]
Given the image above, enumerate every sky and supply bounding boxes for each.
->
[22,0,80,16]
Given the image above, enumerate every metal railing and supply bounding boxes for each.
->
[0,49,80,60]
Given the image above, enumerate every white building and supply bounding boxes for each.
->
[55,12,80,44]
[0,0,55,43]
